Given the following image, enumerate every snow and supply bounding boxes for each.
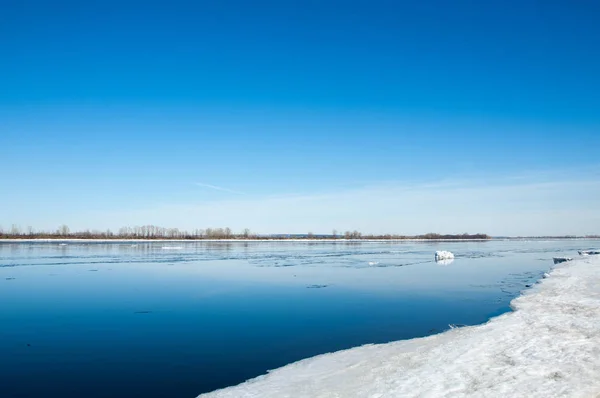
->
[435,250,454,261]
[199,256,600,398]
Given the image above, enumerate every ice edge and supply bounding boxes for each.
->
[199,256,600,398]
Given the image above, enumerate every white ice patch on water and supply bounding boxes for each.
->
[161,246,183,250]
[199,256,600,398]
[368,261,379,266]
[435,250,454,261]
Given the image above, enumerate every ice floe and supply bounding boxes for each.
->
[579,250,600,256]
[552,257,572,264]
[435,250,454,261]
[199,256,600,398]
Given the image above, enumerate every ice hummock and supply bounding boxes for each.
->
[199,256,600,398]
[435,250,454,261]
[552,256,572,264]
[579,250,600,256]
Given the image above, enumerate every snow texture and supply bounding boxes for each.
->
[199,256,600,398]
[435,250,455,261]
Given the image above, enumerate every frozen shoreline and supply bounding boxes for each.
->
[0,238,593,243]
[0,238,492,243]
[199,256,600,398]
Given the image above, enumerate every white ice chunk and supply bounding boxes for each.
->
[553,257,572,264]
[435,258,454,266]
[199,256,600,398]
[367,261,379,266]
[435,250,454,261]
[579,250,600,256]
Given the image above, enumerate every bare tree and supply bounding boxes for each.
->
[58,225,70,236]
[332,229,337,239]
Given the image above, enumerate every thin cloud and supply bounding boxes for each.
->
[194,182,246,195]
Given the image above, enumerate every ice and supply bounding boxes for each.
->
[553,257,572,264]
[199,256,600,398]
[579,250,600,256]
[367,261,379,266]
[435,258,454,266]
[435,250,454,261]
[161,246,183,250]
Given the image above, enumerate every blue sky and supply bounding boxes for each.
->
[1,1,599,235]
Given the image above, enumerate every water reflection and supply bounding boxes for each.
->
[435,258,454,266]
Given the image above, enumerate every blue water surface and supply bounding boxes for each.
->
[0,239,593,397]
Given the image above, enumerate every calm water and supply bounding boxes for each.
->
[0,239,594,397]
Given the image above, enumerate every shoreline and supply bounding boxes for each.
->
[199,255,600,397]
[0,237,596,243]
[0,238,491,243]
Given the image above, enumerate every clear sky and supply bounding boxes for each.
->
[1,0,599,236]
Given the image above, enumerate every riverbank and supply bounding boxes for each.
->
[0,238,493,243]
[1,237,595,243]
[199,255,600,398]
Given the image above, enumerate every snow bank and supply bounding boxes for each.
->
[199,256,600,398]
[435,250,454,261]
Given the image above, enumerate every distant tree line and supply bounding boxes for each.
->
[0,224,258,240]
[0,224,492,240]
